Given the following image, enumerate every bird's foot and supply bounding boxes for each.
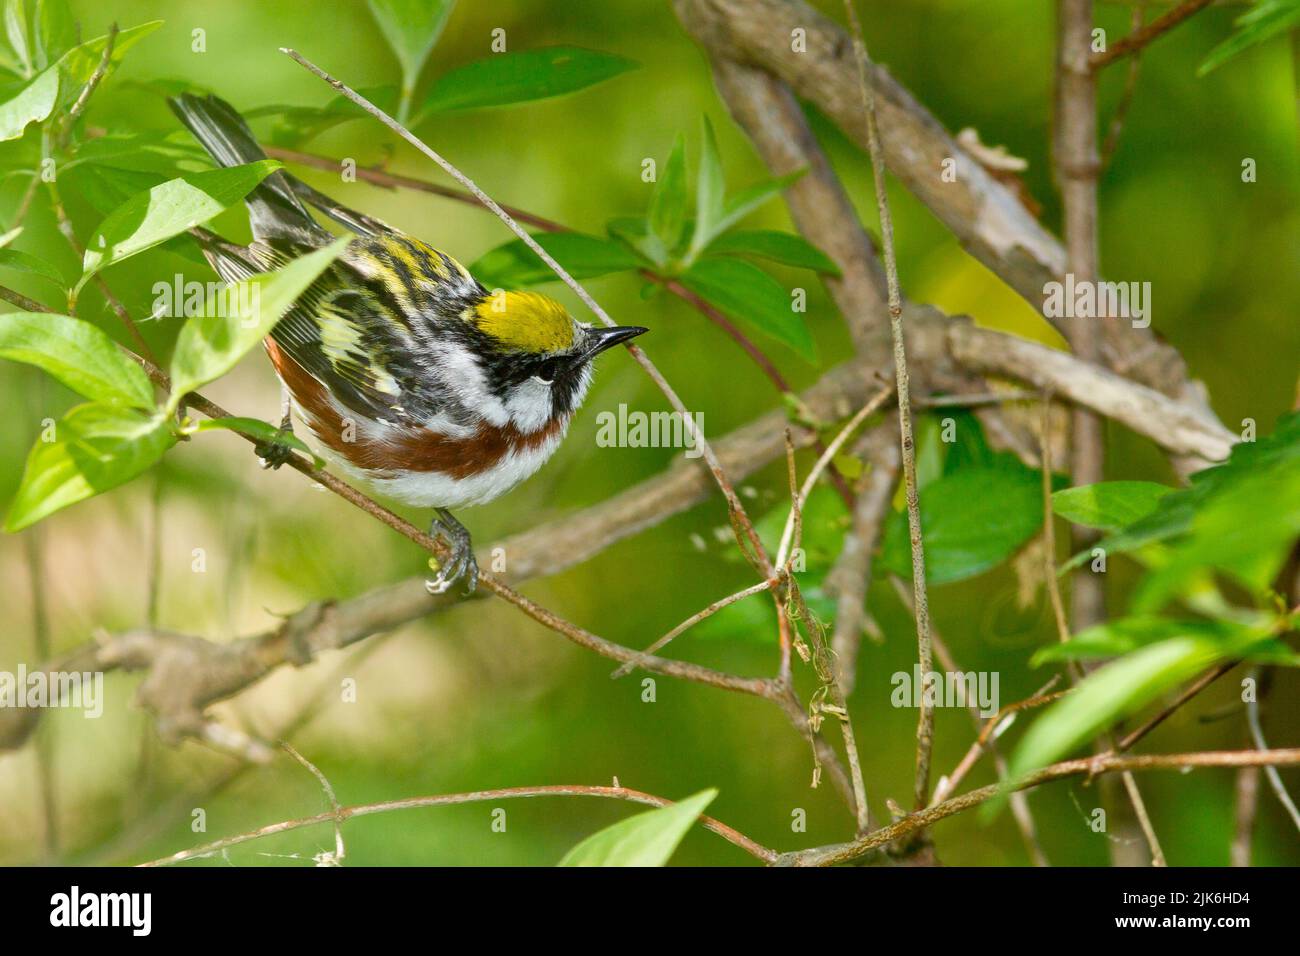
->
[255,416,297,470]
[425,508,478,595]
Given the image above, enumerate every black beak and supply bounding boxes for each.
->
[579,325,648,362]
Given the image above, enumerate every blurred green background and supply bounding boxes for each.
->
[0,0,1297,866]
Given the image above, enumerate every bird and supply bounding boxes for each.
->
[168,93,646,594]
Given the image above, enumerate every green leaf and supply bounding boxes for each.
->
[881,457,1049,585]
[1009,623,1295,781]
[715,169,805,236]
[1031,616,1298,666]
[260,86,399,146]
[1080,413,1300,606]
[167,237,349,406]
[1199,0,1300,76]
[78,161,283,289]
[607,215,667,269]
[689,115,726,258]
[706,230,840,275]
[64,162,165,214]
[647,133,689,255]
[680,256,815,360]
[55,21,162,110]
[0,311,153,406]
[6,403,174,531]
[367,0,454,115]
[0,61,56,140]
[557,789,717,867]
[32,0,74,70]
[416,45,636,118]
[470,231,642,289]
[0,247,67,287]
[188,416,322,467]
[5,0,31,77]
[1051,481,1173,532]
[68,131,208,176]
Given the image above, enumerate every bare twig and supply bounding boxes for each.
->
[610,577,777,679]
[841,0,935,814]
[1230,765,1259,866]
[1245,667,1300,833]
[1090,0,1215,69]
[781,748,1300,866]
[283,744,345,865]
[140,784,777,867]
[825,424,899,695]
[1101,1,1148,169]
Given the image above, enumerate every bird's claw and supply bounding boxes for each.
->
[425,509,478,595]
[255,424,297,470]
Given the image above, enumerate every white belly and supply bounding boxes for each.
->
[314,423,566,509]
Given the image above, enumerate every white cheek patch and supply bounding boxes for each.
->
[504,378,555,433]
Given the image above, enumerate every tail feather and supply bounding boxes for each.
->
[169,93,325,242]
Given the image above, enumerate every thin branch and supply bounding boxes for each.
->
[283,744,345,865]
[1245,667,1300,833]
[775,383,893,567]
[896,579,1050,865]
[780,748,1300,866]
[57,23,117,148]
[825,424,899,696]
[841,0,935,814]
[1230,765,1259,866]
[1057,0,1107,638]
[1090,0,1215,69]
[610,577,777,679]
[1100,1,1148,169]
[140,784,777,867]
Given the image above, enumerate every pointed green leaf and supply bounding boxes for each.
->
[557,789,717,867]
[1052,481,1174,532]
[470,231,642,289]
[167,237,349,406]
[0,311,153,407]
[689,115,725,258]
[881,458,1050,585]
[0,247,67,288]
[0,61,56,140]
[33,0,75,70]
[681,256,814,360]
[6,403,174,531]
[5,0,31,77]
[55,21,162,111]
[78,160,283,289]
[706,230,840,275]
[416,45,636,118]
[648,133,689,254]
[715,168,805,236]
[1199,0,1300,76]
[1009,625,1293,782]
[367,0,454,106]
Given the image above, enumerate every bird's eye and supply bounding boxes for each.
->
[530,357,562,386]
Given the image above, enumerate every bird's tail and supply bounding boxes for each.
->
[168,93,324,242]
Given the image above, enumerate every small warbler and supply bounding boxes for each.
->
[170,94,646,594]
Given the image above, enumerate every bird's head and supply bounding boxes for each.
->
[469,290,646,428]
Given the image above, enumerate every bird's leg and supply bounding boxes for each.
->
[255,383,298,470]
[425,508,478,595]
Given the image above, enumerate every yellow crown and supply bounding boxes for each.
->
[473,290,575,354]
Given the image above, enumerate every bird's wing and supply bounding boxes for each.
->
[190,229,464,426]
